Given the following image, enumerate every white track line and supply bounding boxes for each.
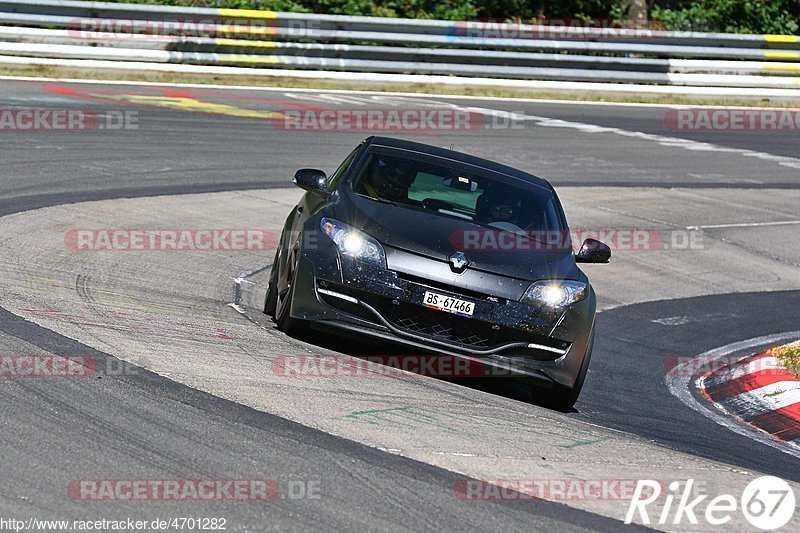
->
[687,220,800,230]
[457,105,800,170]
[7,73,800,172]
[8,70,800,180]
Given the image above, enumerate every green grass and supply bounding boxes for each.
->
[771,342,800,378]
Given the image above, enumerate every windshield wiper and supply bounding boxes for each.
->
[476,223,555,245]
[363,195,400,207]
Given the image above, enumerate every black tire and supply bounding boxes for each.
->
[264,280,278,317]
[534,328,594,412]
[538,381,583,413]
[263,250,279,317]
[274,250,299,334]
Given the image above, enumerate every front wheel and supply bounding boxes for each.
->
[263,249,280,317]
[532,328,594,412]
[536,381,583,413]
[273,249,300,334]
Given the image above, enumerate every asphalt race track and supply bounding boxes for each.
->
[1,77,799,531]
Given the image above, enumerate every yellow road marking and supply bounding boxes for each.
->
[92,94,282,120]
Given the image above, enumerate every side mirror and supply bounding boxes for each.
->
[293,168,328,198]
[575,238,611,263]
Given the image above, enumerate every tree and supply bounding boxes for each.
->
[625,0,648,27]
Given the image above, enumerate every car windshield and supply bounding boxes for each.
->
[351,151,565,236]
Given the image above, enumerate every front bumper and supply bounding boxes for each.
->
[288,236,596,388]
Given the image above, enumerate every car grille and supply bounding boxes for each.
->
[321,283,569,358]
[382,302,570,359]
[386,302,493,348]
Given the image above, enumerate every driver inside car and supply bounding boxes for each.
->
[360,156,417,203]
[478,188,524,232]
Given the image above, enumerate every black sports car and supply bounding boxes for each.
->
[265,136,610,410]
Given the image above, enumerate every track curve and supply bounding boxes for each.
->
[1,78,798,530]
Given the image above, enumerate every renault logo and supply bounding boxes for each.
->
[449,251,470,273]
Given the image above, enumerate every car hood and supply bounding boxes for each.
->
[335,190,580,282]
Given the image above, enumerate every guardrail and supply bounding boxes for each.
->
[0,0,798,92]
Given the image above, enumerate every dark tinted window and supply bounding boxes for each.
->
[351,151,563,234]
[326,145,362,191]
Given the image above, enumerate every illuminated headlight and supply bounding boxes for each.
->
[522,280,587,308]
[320,218,386,267]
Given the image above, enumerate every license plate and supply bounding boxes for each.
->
[422,291,475,317]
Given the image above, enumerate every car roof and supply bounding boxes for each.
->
[365,136,552,190]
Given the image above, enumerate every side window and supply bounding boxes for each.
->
[327,145,362,191]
